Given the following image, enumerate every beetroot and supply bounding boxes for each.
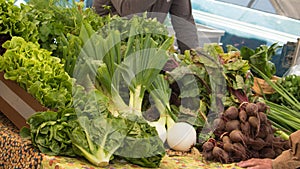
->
[232,143,247,160]
[258,111,268,123]
[202,141,214,152]
[245,103,258,116]
[274,148,283,156]
[224,106,239,120]
[229,130,246,145]
[239,110,247,123]
[223,142,234,152]
[248,116,259,128]
[213,118,225,131]
[257,125,268,139]
[248,138,266,151]
[256,102,268,112]
[222,135,231,144]
[212,146,229,163]
[202,102,290,164]
[240,122,251,137]
[202,151,214,161]
[260,147,276,159]
[225,120,240,132]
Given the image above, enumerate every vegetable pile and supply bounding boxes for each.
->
[0,1,172,167]
[1,0,299,168]
[201,101,290,163]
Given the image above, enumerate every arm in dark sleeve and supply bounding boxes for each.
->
[272,130,300,169]
[169,0,199,53]
[111,0,157,16]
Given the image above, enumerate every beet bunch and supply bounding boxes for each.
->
[201,102,290,163]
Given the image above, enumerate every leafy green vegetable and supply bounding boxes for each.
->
[72,16,173,167]
[267,74,300,108]
[147,74,176,141]
[22,87,130,167]
[200,44,253,106]
[21,108,77,156]
[71,114,129,167]
[0,0,39,42]
[0,37,73,109]
[115,115,166,168]
[241,43,281,78]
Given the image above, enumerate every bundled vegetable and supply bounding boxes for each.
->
[200,44,254,106]
[147,74,176,142]
[267,74,300,108]
[70,16,173,167]
[251,65,300,135]
[202,101,290,163]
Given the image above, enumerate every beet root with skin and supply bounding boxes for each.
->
[256,101,268,112]
[225,120,240,132]
[245,102,258,116]
[239,110,248,123]
[201,101,290,164]
[202,141,214,152]
[224,106,239,120]
[212,146,229,163]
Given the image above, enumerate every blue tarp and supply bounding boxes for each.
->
[191,0,300,36]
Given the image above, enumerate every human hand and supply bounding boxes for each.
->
[237,158,272,169]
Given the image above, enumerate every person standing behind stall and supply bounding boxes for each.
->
[92,0,199,54]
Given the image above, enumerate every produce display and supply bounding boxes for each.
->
[0,0,299,168]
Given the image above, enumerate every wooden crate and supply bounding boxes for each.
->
[0,71,47,129]
[252,76,279,96]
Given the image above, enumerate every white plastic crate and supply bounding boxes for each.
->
[167,24,225,48]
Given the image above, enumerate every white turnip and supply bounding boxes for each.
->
[167,122,196,151]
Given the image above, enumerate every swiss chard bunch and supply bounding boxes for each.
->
[70,88,130,167]
[241,43,281,78]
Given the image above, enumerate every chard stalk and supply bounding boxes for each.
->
[72,143,110,167]
[129,85,144,115]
